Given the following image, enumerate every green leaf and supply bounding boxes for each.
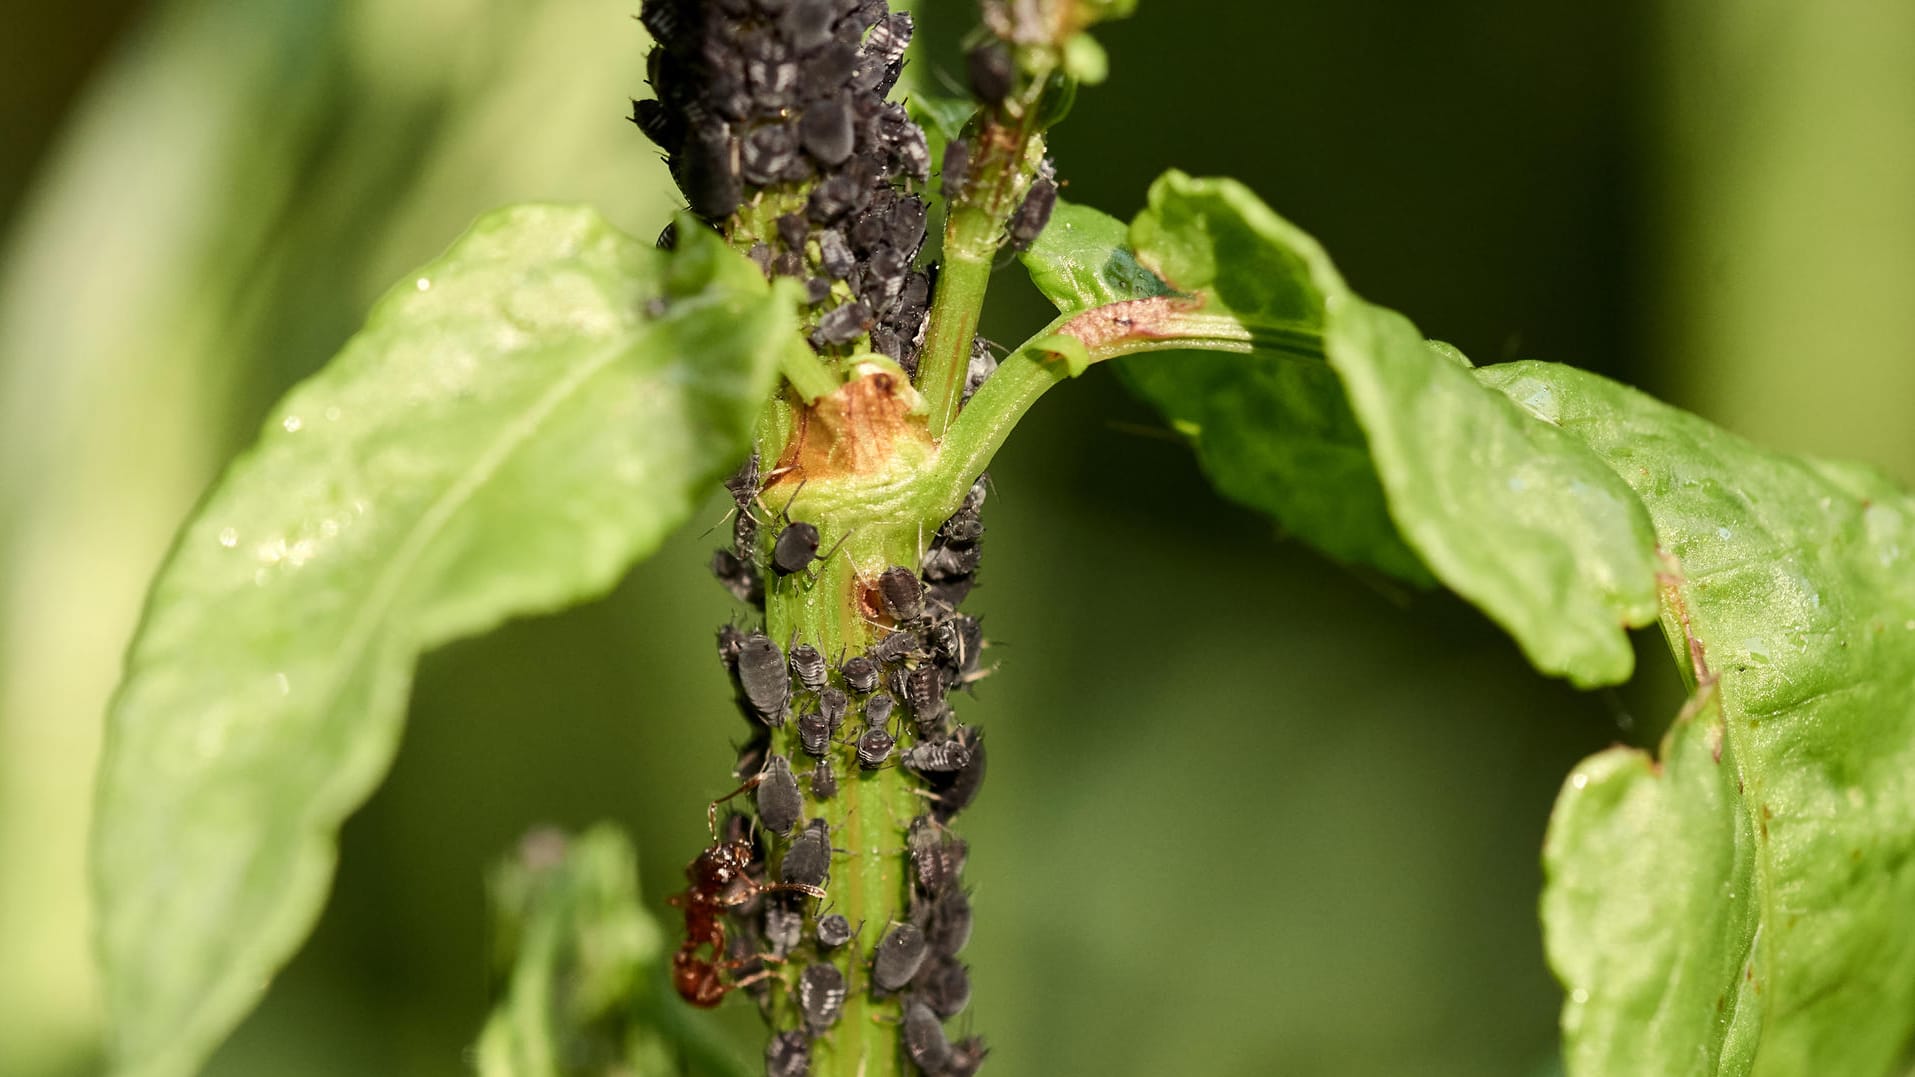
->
[1485,361,1915,1075]
[1021,178,1663,685]
[477,826,751,1077]
[1017,171,1915,1070]
[90,205,793,1077]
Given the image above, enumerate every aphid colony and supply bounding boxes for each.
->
[687,472,991,1075]
[634,0,934,372]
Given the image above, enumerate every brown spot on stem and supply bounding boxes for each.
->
[1058,295,1206,357]
[770,368,932,487]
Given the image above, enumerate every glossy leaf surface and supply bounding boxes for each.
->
[1489,362,1915,1076]
[91,206,793,1077]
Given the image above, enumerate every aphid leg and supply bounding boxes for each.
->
[799,527,855,585]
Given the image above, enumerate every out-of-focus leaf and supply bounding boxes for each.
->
[1486,361,1915,1076]
[477,825,750,1077]
[0,3,674,1064]
[90,208,793,1077]
[1021,177,1664,686]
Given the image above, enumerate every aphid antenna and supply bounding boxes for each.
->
[695,502,739,539]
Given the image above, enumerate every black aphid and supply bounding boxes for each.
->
[808,171,865,222]
[965,473,988,512]
[678,125,742,221]
[790,643,829,692]
[872,922,929,991]
[781,0,838,50]
[854,13,912,94]
[797,710,832,756]
[734,732,771,781]
[810,757,838,800]
[963,334,999,402]
[926,621,961,668]
[941,509,985,546]
[922,886,972,956]
[1008,161,1057,252]
[901,1000,952,1073]
[755,754,804,835]
[903,736,972,775]
[763,899,805,958]
[952,616,985,674]
[798,962,848,1034]
[776,212,809,253]
[780,819,831,889]
[765,1029,810,1077]
[718,624,747,669]
[966,41,1014,106]
[818,685,849,729]
[856,725,895,769]
[916,955,971,1019]
[747,241,776,276]
[810,300,873,347]
[815,912,854,949]
[740,121,800,186]
[878,565,925,622]
[940,139,969,203]
[947,1035,989,1077]
[892,124,930,183]
[772,521,822,576]
[886,662,913,707]
[863,692,897,730]
[819,229,855,278]
[926,575,975,610]
[904,664,944,714]
[800,91,857,166]
[800,41,858,98]
[738,633,791,724]
[841,654,879,693]
[927,728,986,823]
[711,548,763,606]
[907,817,968,897]
[871,630,922,664]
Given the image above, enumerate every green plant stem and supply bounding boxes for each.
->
[918,227,995,438]
[929,307,1324,519]
[918,72,1060,437]
[762,517,926,1077]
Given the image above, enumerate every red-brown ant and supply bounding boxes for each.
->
[669,781,827,1007]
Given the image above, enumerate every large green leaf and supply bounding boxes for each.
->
[1021,170,1915,1071]
[1486,362,1915,1075]
[90,206,794,1077]
[1020,175,1663,686]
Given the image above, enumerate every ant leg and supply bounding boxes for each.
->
[706,772,765,837]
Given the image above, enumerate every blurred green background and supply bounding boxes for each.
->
[3,1,1911,1074]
